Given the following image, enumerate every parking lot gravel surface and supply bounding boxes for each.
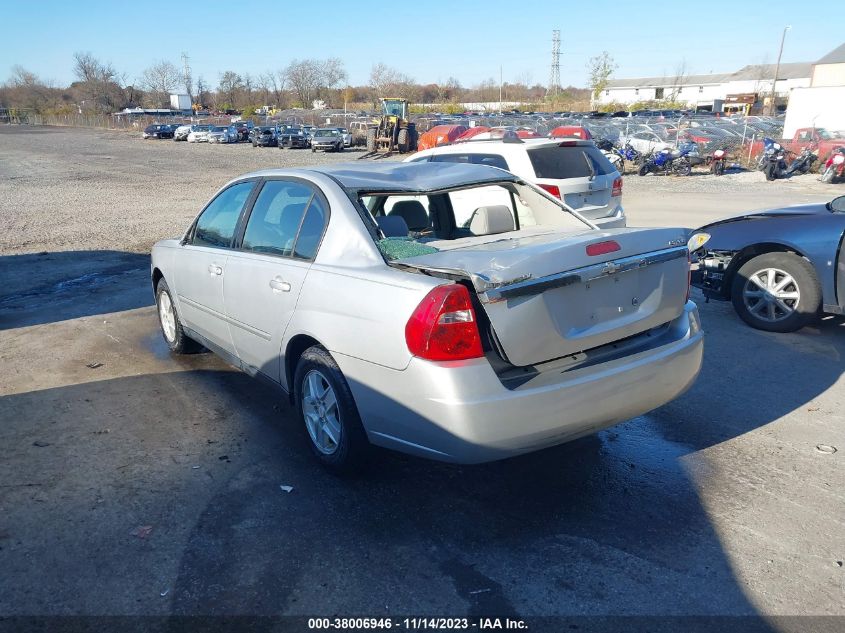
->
[1,126,839,256]
[1,125,843,624]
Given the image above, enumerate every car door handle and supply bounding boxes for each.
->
[269,277,291,293]
[208,264,223,276]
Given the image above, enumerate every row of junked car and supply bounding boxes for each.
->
[142,122,353,150]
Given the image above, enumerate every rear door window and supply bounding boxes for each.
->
[241,179,326,258]
[528,145,613,179]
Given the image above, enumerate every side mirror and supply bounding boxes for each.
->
[829,196,845,213]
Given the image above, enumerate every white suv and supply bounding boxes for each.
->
[406,137,625,227]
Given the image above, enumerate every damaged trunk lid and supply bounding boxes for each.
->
[396,227,690,367]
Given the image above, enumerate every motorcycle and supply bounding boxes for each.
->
[710,147,728,176]
[613,141,642,174]
[763,142,789,181]
[784,145,818,176]
[638,141,697,176]
[756,137,779,171]
[595,138,624,172]
[820,147,845,183]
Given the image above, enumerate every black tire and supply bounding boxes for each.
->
[638,163,650,176]
[252,140,257,147]
[311,147,316,153]
[821,166,835,183]
[155,279,201,353]
[765,163,777,181]
[673,159,692,176]
[730,252,821,333]
[366,127,376,152]
[397,128,409,153]
[714,160,724,176]
[294,346,370,474]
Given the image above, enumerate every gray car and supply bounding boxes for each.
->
[311,128,344,152]
[692,196,845,332]
[150,162,703,471]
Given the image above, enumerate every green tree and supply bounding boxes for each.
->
[587,51,617,103]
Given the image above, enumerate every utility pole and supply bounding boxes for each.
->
[499,65,503,114]
[181,52,192,101]
[768,26,790,115]
[547,30,561,98]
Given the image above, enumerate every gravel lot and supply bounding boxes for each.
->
[1,125,839,255]
[1,125,843,624]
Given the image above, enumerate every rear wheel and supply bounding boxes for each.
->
[294,346,370,474]
[730,252,820,333]
[638,163,650,176]
[673,159,692,176]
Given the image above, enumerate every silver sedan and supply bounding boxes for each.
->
[151,162,703,472]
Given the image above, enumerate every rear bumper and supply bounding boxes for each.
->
[590,204,626,228]
[336,301,703,463]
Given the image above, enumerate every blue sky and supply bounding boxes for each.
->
[3,0,844,89]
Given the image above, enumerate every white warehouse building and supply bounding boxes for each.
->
[597,62,813,112]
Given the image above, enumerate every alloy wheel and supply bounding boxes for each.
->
[742,267,800,323]
[158,291,177,343]
[301,370,342,455]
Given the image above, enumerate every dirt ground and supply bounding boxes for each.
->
[0,126,843,624]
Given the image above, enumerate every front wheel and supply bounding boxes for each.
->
[730,252,821,333]
[765,163,777,181]
[821,166,836,183]
[294,346,370,474]
[155,279,201,353]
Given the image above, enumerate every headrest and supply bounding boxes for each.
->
[388,200,429,231]
[469,205,514,235]
[376,215,409,238]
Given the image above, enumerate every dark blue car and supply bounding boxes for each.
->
[692,196,845,332]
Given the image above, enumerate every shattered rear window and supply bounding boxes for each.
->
[377,237,439,261]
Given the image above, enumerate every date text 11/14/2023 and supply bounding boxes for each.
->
[307,617,528,630]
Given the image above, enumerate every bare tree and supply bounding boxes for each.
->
[140,60,181,107]
[72,52,123,113]
[195,76,210,108]
[587,51,617,103]
[284,59,322,108]
[320,57,348,102]
[217,71,244,109]
[368,63,415,105]
[668,59,688,102]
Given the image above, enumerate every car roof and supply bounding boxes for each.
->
[416,138,592,156]
[240,162,520,192]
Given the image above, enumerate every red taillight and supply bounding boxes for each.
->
[405,284,483,361]
[586,240,621,256]
[538,183,561,198]
[611,176,623,197]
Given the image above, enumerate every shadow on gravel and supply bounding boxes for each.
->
[0,369,771,622]
[1,295,841,621]
[0,250,151,329]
